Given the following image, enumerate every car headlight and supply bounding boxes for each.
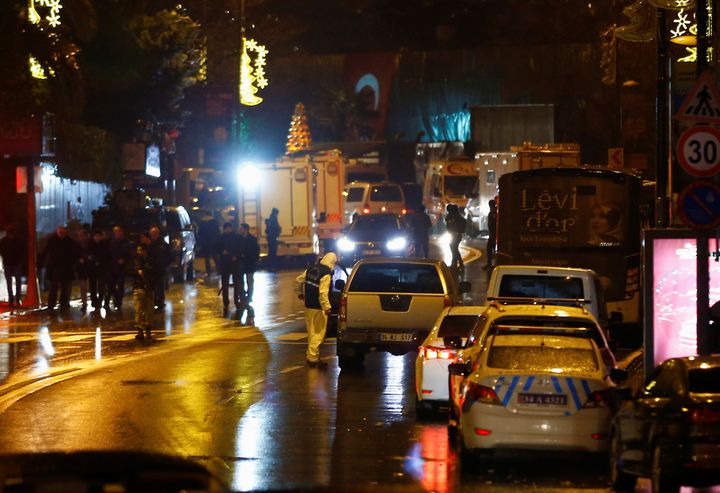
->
[337,237,356,252]
[386,237,407,251]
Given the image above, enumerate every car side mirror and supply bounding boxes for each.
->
[334,279,346,291]
[444,336,462,349]
[610,368,629,384]
[459,281,471,293]
[448,362,471,377]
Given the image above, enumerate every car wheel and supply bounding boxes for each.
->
[337,343,364,370]
[415,397,434,420]
[651,444,680,493]
[609,429,637,492]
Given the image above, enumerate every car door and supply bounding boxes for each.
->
[616,360,681,469]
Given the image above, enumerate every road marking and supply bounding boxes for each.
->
[274,333,307,341]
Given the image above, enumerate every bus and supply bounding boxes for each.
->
[495,167,643,342]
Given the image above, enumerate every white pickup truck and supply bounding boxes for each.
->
[337,257,470,369]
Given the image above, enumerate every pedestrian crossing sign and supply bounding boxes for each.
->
[675,70,720,124]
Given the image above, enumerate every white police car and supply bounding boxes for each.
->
[449,325,621,462]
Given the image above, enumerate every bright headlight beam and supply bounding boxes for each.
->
[387,237,408,251]
[337,237,355,252]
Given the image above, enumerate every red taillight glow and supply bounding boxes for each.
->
[465,382,502,406]
[590,433,607,440]
[339,296,347,322]
[401,209,407,214]
[474,428,492,436]
[422,389,433,395]
[420,346,456,360]
[691,408,720,424]
[582,390,607,409]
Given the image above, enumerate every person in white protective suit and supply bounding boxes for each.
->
[296,252,337,368]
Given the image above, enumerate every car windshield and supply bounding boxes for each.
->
[370,185,402,202]
[437,315,479,338]
[498,275,585,299]
[349,263,443,293]
[487,335,599,373]
[444,175,478,197]
[345,187,365,202]
[349,215,401,235]
[688,367,720,393]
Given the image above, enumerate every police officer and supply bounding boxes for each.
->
[296,252,337,368]
[216,222,241,315]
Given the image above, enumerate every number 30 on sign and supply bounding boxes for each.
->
[677,126,720,177]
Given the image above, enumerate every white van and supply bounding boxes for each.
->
[343,181,406,221]
[486,265,610,334]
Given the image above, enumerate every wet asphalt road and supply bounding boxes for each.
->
[0,238,678,492]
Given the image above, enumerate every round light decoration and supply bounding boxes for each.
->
[239,37,268,106]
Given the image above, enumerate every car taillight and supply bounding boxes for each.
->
[363,204,370,214]
[339,296,347,322]
[420,346,456,360]
[465,382,502,406]
[582,390,607,409]
[691,408,720,424]
[401,208,407,215]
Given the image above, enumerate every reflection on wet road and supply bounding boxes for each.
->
[1,239,713,492]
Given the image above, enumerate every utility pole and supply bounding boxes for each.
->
[24,161,41,309]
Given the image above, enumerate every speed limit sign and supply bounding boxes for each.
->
[677,126,720,177]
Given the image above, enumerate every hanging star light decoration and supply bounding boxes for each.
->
[29,0,63,28]
[671,9,692,38]
[239,37,269,106]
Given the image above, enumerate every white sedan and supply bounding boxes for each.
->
[414,306,485,416]
[449,329,617,461]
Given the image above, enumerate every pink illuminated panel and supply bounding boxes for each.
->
[653,238,720,365]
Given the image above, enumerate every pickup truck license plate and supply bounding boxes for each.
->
[362,249,381,255]
[517,393,567,405]
[380,332,414,342]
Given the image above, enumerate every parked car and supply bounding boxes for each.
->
[447,302,618,438]
[609,356,720,493]
[164,205,196,283]
[335,213,410,265]
[448,320,625,463]
[486,265,612,337]
[337,257,470,369]
[415,306,485,417]
[343,181,407,221]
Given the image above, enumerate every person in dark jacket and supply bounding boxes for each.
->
[43,225,78,311]
[264,208,281,269]
[409,205,433,258]
[484,199,497,270]
[148,226,171,311]
[445,204,466,271]
[238,223,260,303]
[107,226,132,311]
[88,229,111,313]
[75,228,91,313]
[216,222,240,314]
[197,212,221,276]
[132,233,160,340]
[0,225,25,307]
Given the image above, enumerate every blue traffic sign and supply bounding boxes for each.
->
[677,181,720,230]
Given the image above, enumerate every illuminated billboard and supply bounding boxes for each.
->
[644,230,720,369]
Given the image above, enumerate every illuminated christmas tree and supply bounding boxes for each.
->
[286,102,312,154]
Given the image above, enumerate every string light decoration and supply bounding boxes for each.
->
[286,102,312,154]
[28,0,63,28]
[29,56,48,79]
[239,37,268,106]
[671,1,714,63]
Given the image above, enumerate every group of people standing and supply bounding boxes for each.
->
[217,222,260,316]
